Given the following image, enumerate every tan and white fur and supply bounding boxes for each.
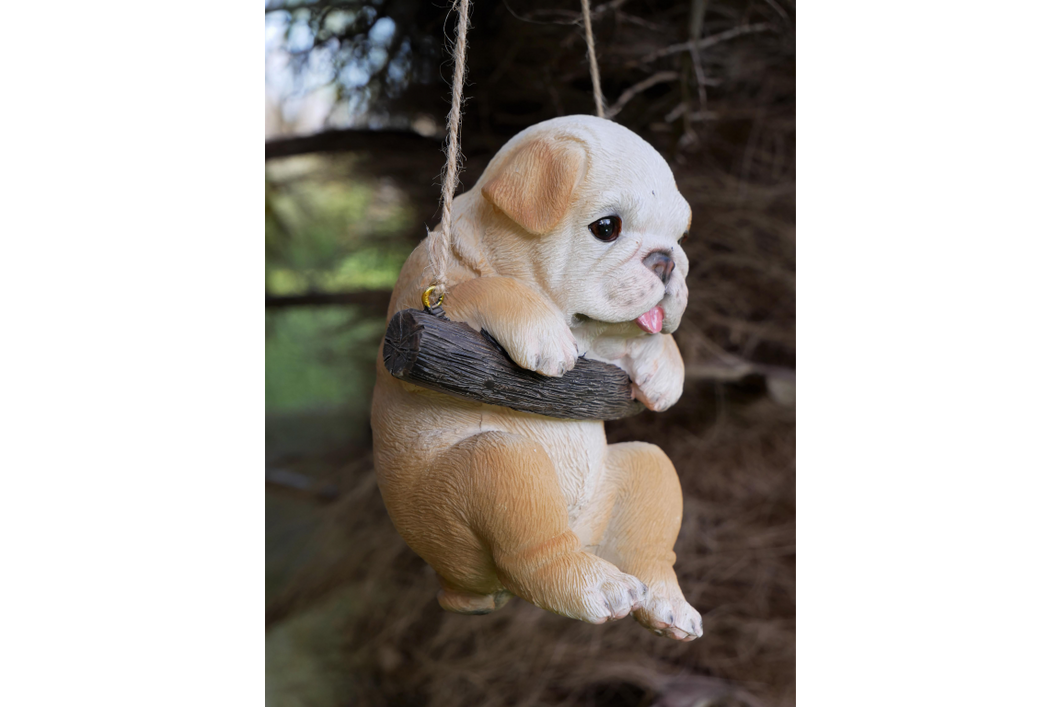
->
[371,115,701,640]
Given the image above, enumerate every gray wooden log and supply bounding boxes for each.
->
[383,308,645,420]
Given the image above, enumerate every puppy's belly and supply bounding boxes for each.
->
[373,376,609,525]
[482,408,608,523]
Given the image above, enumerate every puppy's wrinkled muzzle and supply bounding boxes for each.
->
[643,251,674,286]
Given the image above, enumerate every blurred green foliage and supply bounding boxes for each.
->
[265,307,385,414]
[265,154,415,415]
[266,247,408,296]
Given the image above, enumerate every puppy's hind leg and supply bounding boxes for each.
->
[437,431,647,625]
[595,442,703,641]
[436,576,513,615]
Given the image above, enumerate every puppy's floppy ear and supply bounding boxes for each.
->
[481,137,586,235]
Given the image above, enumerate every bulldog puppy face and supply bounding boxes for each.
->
[477,115,691,337]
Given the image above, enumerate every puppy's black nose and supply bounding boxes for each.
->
[643,251,674,285]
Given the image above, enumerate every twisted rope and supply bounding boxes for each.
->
[427,0,472,301]
[581,0,605,118]
[427,0,606,302]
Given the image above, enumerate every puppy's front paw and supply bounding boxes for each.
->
[634,583,703,642]
[501,316,578,378]
[631,380,682,413]
[629,334,684,411]
[441,277,578,377]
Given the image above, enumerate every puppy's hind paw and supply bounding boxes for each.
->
[580,568,649,625]
[509,551,647,625]
[634,586,703,641]
[438,587,513,615]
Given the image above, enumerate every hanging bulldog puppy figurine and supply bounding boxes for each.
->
[371,115,702,641]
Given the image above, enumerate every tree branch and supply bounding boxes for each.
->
[605,71,679,119]
[265,290,392,310]
[266,467,339,503]
[635,23,772,66]
[265,128,441,160]
[265,127,501,161]
[265,1,366,15]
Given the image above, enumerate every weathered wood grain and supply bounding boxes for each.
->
[383,308,644,421]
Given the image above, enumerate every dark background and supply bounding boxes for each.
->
[265,1,794,705]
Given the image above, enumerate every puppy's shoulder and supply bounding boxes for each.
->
[388,242,433,316]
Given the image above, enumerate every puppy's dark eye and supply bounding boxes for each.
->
[589,216,622,242]
[678,232,689,245]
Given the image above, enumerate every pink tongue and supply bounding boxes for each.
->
[635,306,665,334]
